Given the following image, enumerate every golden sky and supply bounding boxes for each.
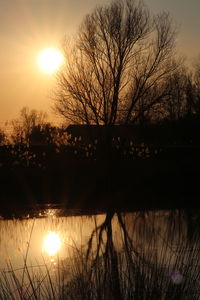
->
[0,0,199,127]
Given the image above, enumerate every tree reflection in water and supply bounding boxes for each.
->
[65,209,200,300]
[0,209,200,299]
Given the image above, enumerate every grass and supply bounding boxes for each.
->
[0,210,200,299]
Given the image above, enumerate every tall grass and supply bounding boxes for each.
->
[0,210,200,299]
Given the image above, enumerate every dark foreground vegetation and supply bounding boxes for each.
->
[0,115,200,217]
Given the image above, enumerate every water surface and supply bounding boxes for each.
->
[0,208,199,299]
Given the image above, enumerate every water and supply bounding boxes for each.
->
[0,209,200,299]
[0,212,104,269]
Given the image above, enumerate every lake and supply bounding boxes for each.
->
[0,208,199,299]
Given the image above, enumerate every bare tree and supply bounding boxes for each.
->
[55,0,177,125]
[156,68,189,121]
[11,107,47,145]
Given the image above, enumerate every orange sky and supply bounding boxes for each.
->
[0,0,199,129]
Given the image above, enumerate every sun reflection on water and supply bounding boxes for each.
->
[43,231,62,256]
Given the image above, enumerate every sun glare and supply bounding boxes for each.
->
[43,231,61,256]
[37,48,64,73]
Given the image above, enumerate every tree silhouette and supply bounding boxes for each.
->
[29,124,60,146]
[55,0,177,125]
[192,56,200,114]
[11,107,47,146]
[0,128,6,146]
[159,68,189,121]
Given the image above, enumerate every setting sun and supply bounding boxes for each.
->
[37,48,64,73]
[43,231,62,256]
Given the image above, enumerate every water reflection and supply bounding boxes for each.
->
[0,209,199,299]
[43,231,62,256]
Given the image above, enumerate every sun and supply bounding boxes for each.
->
[43,231,62,256]
[37,48,64,73]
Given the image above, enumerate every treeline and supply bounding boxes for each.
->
[0,110,200,171]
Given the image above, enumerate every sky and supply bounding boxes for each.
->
[0,0,200,129]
